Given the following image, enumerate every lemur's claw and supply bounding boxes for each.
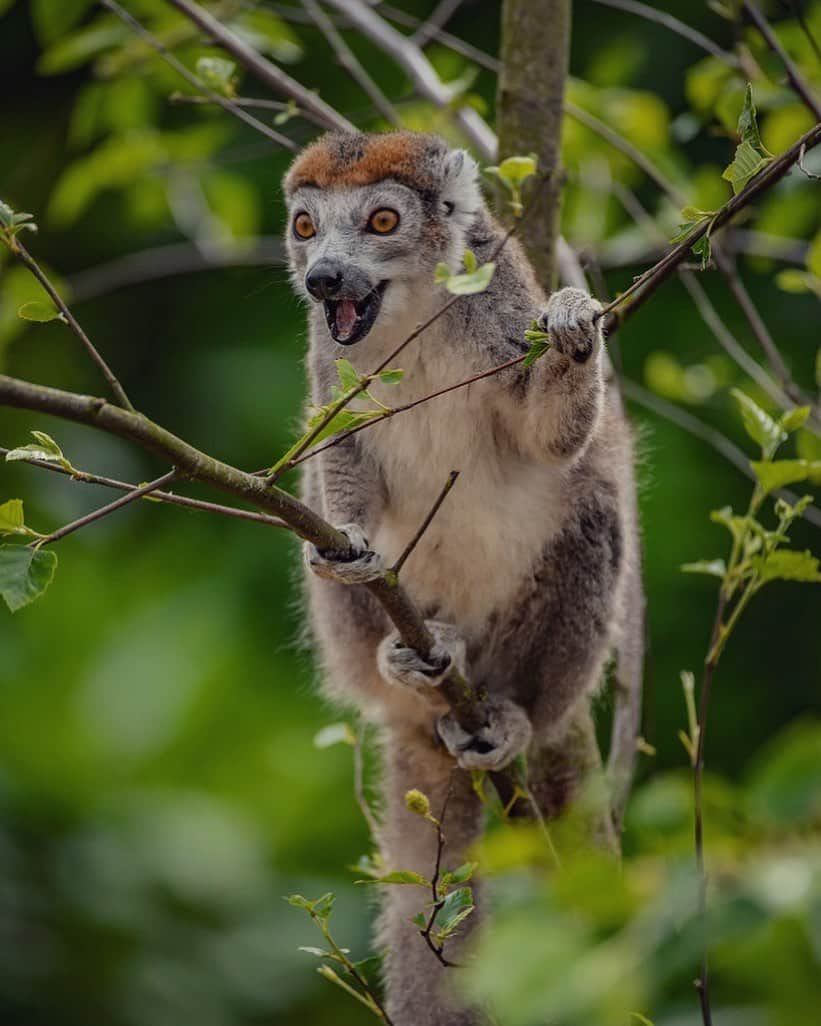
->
[537,287,602,365]
[304,523,384,585]
[377,620,466,703]
[437,698,532,771]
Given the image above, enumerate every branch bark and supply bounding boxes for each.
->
[496,0,570,290]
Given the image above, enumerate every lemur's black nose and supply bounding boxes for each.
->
[306,261,344,300]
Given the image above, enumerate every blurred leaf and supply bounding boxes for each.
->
[335,358,360,393]
[313,722,355,748]
[37,16,127,75]
[195,56,237,97]
[0,499,25,535]
[775,269,821,296]
[731,388,786,453]
[202,169,261,239]
[378,369,404,385]
[358,870,430,886]
[755,548,821,584]
[750,459,821,495]
[796,429,821,461]
[747,720,821,827]
[0,545,58,612]
[230,8,302,63]
[31,0,95,45]
[440,261,496,295]
[18,300,62,323]
[681,559,726,578]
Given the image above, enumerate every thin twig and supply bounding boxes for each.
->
[590,0,740,66]
[743,0,821,120]
[33,470,177,548]
[169,92,296,112]
[0,447,288,529]
[322,0,496,159]
[411,0,465,47]
[302,0,401,127]
[597,120,821,324]
[5,238,134,411]
[167,0,355,132]
[100,0,299,151]
[392,471,459,574]
[419,782,461,968]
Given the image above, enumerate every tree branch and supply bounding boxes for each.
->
[598,120,821,325]
[392,470,459,575]
[167,0,356,132]
[33,470,177,548]
[743,0,821,120]
[3,236,134,411]
[301,0,402,127]
[100,0,299,150]
[496,0,570,289]
[0,446,289,529]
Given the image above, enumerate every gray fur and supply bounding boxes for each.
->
[285,131,642,1025]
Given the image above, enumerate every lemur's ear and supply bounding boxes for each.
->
[441,148,481,220]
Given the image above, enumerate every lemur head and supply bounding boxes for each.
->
[283,131,482,345]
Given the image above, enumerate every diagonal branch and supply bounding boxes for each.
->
[743,0,821,120]
[302,0,401,127]
[1,446,288,529]
[33,470,177,548]
[3,236,134,412]
[101,0,299,150]
[167,0,356,132]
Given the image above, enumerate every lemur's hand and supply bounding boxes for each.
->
[537,287,602,365]
[304,523,384,585]
[437,698,532,771]
[377,620,466,705]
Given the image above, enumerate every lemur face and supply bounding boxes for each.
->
[283,132,481,346]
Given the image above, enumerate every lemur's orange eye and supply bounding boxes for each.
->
[293,212,315,239]
[368,208,400,234]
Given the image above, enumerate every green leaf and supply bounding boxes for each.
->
[737,83,766,152]
[796,429,821,462]
[681,559,727,578]
[493,155,538,188]
[31,0,95,45]
[722,139,770,195]
[5,431,69,468]
[335,358,361,393]
[710,506,750,542]
[441,862,477,887]
[298,946,332,958]
[434,886,474,936]
[286,892,336,918]
[775,269,820,295]
[756,548,821,584]
[442,261,496,296]
[0,500,25,535]
[463,249,477,273]
[750,459,821,495]
[434,262,451,284]
[273,99,299,126]
[731,388,785,454]
[378,368,404,385]
[196,56,237,97]
[779,407,811,433]
[0,545,58,612]
[411,912,427,929]
[18,300,62,323]
[313,722,356,748]
[523,338,550,368]
[359,870,430,886]
[37,18,127,76]
[691,232,712,270]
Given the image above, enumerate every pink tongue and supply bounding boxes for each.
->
[335,300,358,338]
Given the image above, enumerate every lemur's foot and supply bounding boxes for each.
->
[304,523,383,585]
[377,620,466,703]
[537,287,602,365]
[437,698,532,771]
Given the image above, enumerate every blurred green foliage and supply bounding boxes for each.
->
[0,1,819,1024]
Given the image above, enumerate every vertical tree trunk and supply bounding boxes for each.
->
[496,0,571,291]
[496,0,619,847]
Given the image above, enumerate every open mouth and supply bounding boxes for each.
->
[324,281,389,345]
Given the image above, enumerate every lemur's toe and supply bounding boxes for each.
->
[437,699,532,771]
[304,523,384,585]
[541,287,602,365]
[377,620,466,700]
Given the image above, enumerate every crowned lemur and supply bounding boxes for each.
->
[284,131,642,1026]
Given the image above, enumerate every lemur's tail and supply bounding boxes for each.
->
[607,528,645,832]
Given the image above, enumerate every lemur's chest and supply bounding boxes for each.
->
[360,355,567,635]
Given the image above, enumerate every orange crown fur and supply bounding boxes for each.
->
[283,131,448,196]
